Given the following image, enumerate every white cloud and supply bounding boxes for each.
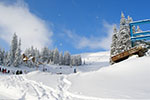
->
[99,21,115,50]
[64,21,115,50]
[0,1,53,50]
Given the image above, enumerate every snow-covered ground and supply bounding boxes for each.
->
[0,51,150,100]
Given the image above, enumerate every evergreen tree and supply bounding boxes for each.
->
[120,12,126,29]
[34,48,40,65]
[30,46,35,56]
[127,16,133,24]
[71,55,82,66]
[77,55,82,66]
[132,26,136,33]
[49,50,54,63]
[53,48,59,64]
[24,48,30,56]
[136,26,142,33]
[10,33,18,65]
[118,13,131,53]
[3,51,8,66]
[6,52,11,66]
[41,47,49,63]
[59,52,64,65]
[0,48,2,65]
[24,46,36,57]
[110,12,132,57]
[71,56,77,66]
[110,25,118,56]
[13,39,22,67]
[1,49,5,65]
[64,51,71,65]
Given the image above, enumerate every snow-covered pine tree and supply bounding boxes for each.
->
[120,12,126,30]
[70,56,73,66]
[53,48,59,64]
[3,51,8,66]
[59,52,64,65]
[6,52,11,66]
[49,50,54,64]
[25,46,36,57]
[34,48,40,65]
[64,51,71,66]
[41,47,49,63]
[117,12,132,54]
[127,16,135,34]
[136,26,142,33]
[110,13,133,58]
[127,16,133,25]
[132,26,136,34]
[70,55,82,66]
[110,25,118,56]
[13,39,22,67]
[0,48,2,65]
[10,33,18,65]
[30,46,36,57]
[24,48,30,56]
[45,49,52,64]
[1,49,5,65]
[71,56,77,66]
[77,55,82,66]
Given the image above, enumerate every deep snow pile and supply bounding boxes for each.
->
[0,51,150,100]
[68,56,150,99]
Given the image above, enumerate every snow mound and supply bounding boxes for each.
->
[68,56,150,99]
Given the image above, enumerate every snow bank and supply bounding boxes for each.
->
[68,56,150,99]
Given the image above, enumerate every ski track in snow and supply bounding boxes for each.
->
[19,76,59,100]
[56,75,112,100]
[0,75,58,100]
[0,74,112,100]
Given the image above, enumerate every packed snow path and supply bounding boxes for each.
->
[0,75,59,100]
[56,76,102,100]
[0,74,107,100]
[57,76,72,100]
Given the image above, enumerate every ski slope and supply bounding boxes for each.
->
[0,51,150,100]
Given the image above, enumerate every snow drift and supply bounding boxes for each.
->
[68,56,150,99]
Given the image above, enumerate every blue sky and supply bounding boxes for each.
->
[0,0,150,54]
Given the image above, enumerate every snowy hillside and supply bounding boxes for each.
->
[0,51,150,100]
[68,56,150,99]
[81,51,109,63]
